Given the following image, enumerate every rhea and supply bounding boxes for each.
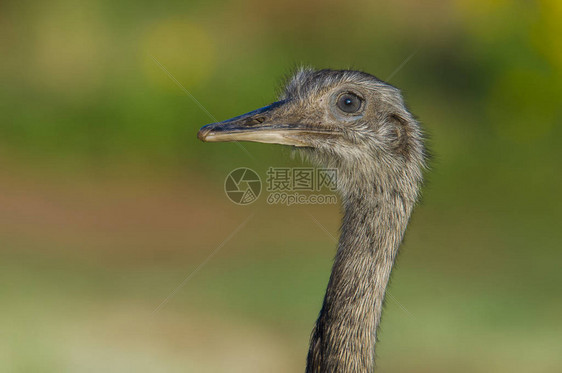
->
[198,68,426,372]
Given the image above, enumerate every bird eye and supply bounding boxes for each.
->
[336,92,362,113]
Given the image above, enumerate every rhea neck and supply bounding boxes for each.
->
[306,167,416,373]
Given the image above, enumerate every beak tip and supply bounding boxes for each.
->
[197,127,210,142]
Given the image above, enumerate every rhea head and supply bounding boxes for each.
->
[198,68,426,198]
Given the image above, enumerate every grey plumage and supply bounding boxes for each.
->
[198,67,427,372]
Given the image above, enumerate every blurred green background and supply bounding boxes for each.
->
[1,0,561,372]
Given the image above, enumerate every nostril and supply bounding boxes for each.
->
[247,116,266,126]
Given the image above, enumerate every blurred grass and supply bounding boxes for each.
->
[1,0,561,372]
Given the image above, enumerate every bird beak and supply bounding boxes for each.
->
[198,100,334,147]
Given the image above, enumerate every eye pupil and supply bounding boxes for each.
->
[337,93,362,113]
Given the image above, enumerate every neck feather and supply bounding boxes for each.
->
[306,182,415,372]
